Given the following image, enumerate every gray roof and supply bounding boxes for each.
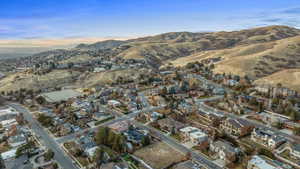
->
[40,89,82,103]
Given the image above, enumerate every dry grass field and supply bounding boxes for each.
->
[134,142,185,169]
[0,70,80,92]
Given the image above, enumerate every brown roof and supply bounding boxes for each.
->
[158,118,185,129]
[227,118,252,128]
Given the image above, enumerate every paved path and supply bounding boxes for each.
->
[9,103,79,169]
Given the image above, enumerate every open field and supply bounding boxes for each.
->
[134,142,185,169]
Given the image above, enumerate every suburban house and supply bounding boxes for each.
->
[248,155,281,169]
[209,140,240,164]
[157,118,185,134]
[107,100,122,107]
[251,128,286,149]
[179,127,208,146]
[1,149,17,161]
[196,111,222,127]
[255,84,298,98]
[220,118,254,137]
[100,162,129,169]
[0,107,19,121]
[93,112,113,121]
[123,127,148,145]
[108,121,130,134]
[258,111,289,125]
[8,134,27,148]
[145,112,163,122]
[173,160,205,169]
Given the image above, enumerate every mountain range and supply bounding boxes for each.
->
[1,25,300,91]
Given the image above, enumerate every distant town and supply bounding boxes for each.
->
[0,56,300,169]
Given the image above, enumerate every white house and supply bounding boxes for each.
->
[247,155,278,169]
[1,149,17,160]
[251,128,286,149]
[94,67,106,73]
[180,127,208,144]
[108,100,121,107]
[1,119,18,128]
[85,146,98,158]
[8,134,27,148]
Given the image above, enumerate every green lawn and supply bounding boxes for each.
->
[170,133,182,141]
[95,116,115,125]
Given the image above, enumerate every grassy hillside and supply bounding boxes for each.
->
[254,69,300,92]
[0,70,81,92]
[172,35,300,78]
[2,25,300,91]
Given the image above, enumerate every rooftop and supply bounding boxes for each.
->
[248,155,278,169]
[39,89,82,103]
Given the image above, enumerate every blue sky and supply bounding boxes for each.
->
[0,0,300,39]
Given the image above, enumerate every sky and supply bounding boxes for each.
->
[0,0,300,43]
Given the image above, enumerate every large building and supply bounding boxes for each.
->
[180,126,208,145]
[248,155,291,169]
[220,118,254,137]
[39,89,83,103]
[251,128,286,149]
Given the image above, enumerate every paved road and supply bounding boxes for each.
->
[56,106,164,143]
[135,122,222,169]
[186,74,233,93]
[9,103,79,169]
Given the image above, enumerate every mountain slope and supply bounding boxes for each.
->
[254,69,300,92]
[76,40,126,50]
[2,25,300,91]
[171,35,300,78]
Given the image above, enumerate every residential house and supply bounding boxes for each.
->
[224,79,239,87]
[157,118,185,133]
[255,84,271,94]
[93,112,113,121]
[212,88,225,95]
[8,134,27,148]
[180,127,208,146]
[209,140,240,164]
[123,128,148,145]
[1,119,18,128]
[108,121,130,134]
[94,67,106,73]
[248,155,279,169]
[259,111,289,125]
[145,112,163,122]
[85,146,98,159]
[0,108,19,121]
[220,118,254,137]
[100,162,129,169]
[1,149,17,161]
[108,100,121,107]
[196,111,222,127]
[251,128,286,149]
[58,123,73,136]
[173,160,205,169]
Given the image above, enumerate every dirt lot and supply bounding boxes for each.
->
[134,142,184,169]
